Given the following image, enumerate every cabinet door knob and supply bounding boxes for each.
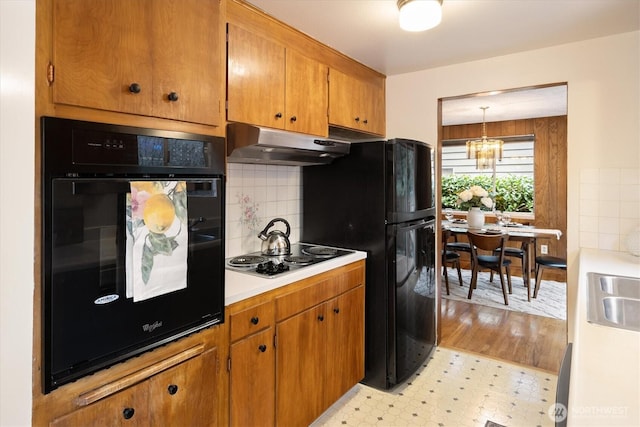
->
[318,315,324,322]
[122,407,135,419]
[354,116,360,123]
[290,116,297,122]
[333,307,340,314]
[128,83,141,94]
[258,344,267,353]
[275,112,282,119]
[167,92,179,102]
[250,316,259,325]
[363,119,368,125]
[167,384,179,395]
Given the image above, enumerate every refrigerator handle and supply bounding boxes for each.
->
[395,218,435,232]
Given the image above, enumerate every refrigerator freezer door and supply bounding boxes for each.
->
[386,139,436,223]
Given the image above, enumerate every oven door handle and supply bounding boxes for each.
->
[186,181,214,191]
[72,181,131,195]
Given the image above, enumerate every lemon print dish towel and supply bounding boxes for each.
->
[126,181,188,302]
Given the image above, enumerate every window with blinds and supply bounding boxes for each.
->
[442,135,534,178]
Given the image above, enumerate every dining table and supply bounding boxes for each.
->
[442,219,563,301]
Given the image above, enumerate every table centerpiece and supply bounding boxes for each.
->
[456,185,493,228]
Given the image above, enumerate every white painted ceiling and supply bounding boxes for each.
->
[440,84,568,126]
[245,0,638,125]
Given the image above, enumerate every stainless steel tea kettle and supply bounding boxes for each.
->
[258,218,291,256]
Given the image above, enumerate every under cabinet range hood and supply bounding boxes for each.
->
[226,123,350,166]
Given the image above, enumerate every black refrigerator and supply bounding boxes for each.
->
[303,138,436,390]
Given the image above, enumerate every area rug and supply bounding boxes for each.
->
[442,268,566,320]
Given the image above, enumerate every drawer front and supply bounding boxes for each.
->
[276,264,365,322]
[230,300,275,342]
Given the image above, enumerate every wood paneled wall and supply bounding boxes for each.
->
[442,116,568,281]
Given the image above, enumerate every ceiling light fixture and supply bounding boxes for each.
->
[397,0,443,32]
[466,106,504,170]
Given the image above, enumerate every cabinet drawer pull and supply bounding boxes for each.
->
[250,316,259,325]
[167,92,179,102]
[128,83,141,94]
[167,384,178,395]
[318,315,324,322]
[258,344,267,353]
[122,407,135,419]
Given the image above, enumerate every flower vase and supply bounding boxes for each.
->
[467,207,485,229]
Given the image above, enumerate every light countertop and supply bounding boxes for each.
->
[224,248,367,306]
[569,248,640,426]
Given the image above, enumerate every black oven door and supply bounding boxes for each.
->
[43,177,224,392]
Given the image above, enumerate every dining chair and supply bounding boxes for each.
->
[490,243,527,285]
[445,233,472,262]
[442,230,464,295]
[467,231,512,305]
[533,255,567,298]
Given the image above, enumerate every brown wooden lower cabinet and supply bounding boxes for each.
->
[49,348,219,427]
[147,348,218,426]
[276,303,326,426]
[49,382,148,427]
[276,286,365,426]
[323,286,365,407]
[229,312,276,427]
[227,260,366,427]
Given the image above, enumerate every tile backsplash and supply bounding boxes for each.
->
[579,168,640,252]
[225,163,302,257]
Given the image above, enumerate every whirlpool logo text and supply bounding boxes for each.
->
[142,321,163,333]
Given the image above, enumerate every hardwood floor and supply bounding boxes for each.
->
[439,298,567,374]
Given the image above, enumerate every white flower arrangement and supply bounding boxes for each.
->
[456,185,494,210]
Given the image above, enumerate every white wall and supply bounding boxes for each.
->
[386,31,640,338]
[0,1,35,426]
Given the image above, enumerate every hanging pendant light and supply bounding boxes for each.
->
[397,0,443,32]
[466,107,504,170]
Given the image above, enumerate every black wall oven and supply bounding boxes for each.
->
[41,117,225,393]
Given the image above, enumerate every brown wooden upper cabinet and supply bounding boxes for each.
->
[51,0,223,126]
[227,23,329,137]
[329,68,386,136]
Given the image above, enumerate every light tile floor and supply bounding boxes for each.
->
[311,347,558,427]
